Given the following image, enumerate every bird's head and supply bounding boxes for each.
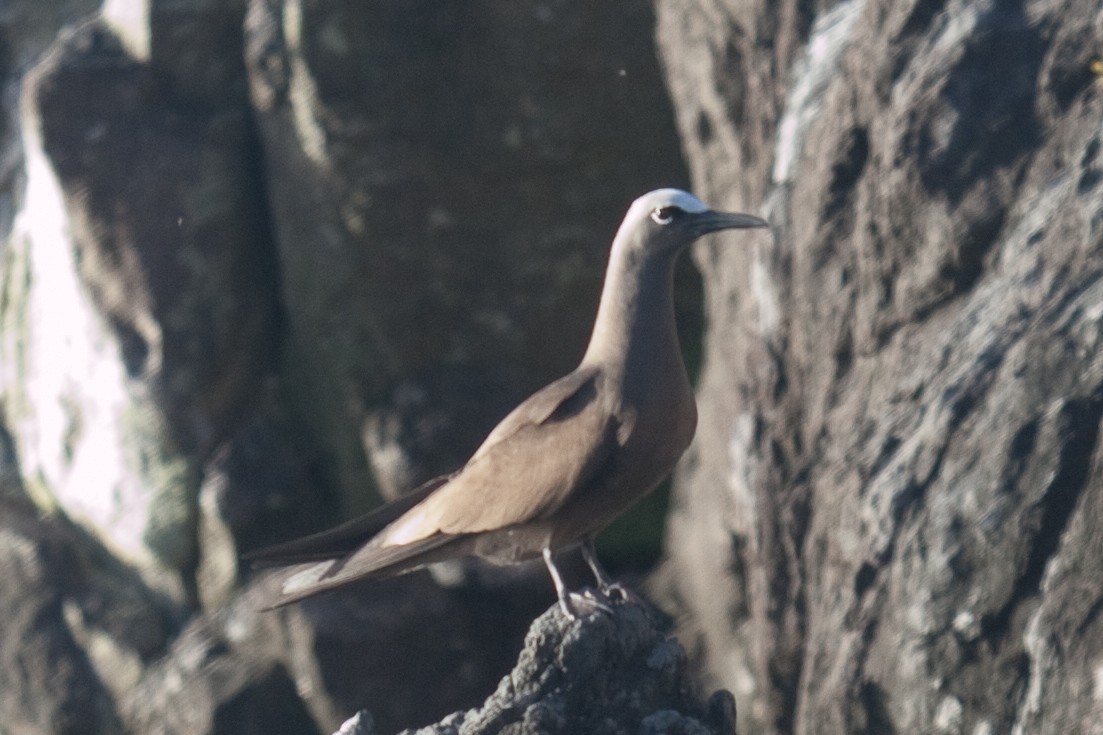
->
[616,188,769,259]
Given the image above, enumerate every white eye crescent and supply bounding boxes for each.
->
[651,206,681,225]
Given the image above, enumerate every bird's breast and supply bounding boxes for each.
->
[548,388,695,548]
[625,382,696,471]
[602,362,697,497]
[621,342,697,451]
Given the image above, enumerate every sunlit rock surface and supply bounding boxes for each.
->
[656,0,1103,732]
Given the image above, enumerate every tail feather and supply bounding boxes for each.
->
[244,473,453,567]
[258,533,467,609]
[245,472,465,609]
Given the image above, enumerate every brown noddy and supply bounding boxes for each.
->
[248,189,768,616]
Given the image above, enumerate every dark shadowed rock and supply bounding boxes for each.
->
[331,596,734,735]
[0,424,174,734]
[120,598,321,735]
[0,497,124,735]
[655,0,1103,733]
[276,571,551,734]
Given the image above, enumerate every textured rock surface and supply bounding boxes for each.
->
[6,5,279,601]
[0,498,122,735]
[655,0,1103,733]
[0,428,173,735]
[348,597,734,735]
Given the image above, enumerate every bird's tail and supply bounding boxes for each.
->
[244,474,453,567]
[243,473,460,608]
[256,534,466,609]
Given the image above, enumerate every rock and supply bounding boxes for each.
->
[6,5,279,601]
[119,598,320,735]
[386,596,732,735]
[0,493,124,735]
[655,0,1103,732]
[274,570,549,734]
[197,392,341,612]
[335,711,376,735]
[0,423,174,734]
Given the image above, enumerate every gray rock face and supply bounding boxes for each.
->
[0,493,125,735]
[0,426,173,735]
[6,6,278,600]
[370,598,732,735]
[655,0,1103,732]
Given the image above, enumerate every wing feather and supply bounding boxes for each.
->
[380,366,621,544]
[253,364,624,608]
[470,366,601,460]
[245,473,453,566]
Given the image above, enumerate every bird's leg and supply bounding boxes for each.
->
[580,539,616,591]
[543,547,611,619]
[543,547,576,618]
[581,540,630,603]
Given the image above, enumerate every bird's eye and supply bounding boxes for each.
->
[650,206,682,225]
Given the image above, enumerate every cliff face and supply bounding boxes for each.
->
[655,1,1103,733]
[1,0,1101,733]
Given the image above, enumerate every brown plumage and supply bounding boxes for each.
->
[248,189,768,616]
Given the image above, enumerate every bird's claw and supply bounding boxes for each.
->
[582,584,626,605]
[560,589,615,619]
[599,582,630,603]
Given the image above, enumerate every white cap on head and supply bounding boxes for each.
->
[630,188,710,215]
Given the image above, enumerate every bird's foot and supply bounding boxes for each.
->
[559,589,615,620]
[584,579,641,609]
[593,581,631,604]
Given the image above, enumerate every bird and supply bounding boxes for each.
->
[248,189,769,617]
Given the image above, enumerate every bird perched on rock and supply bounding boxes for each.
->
[249,189,768,616]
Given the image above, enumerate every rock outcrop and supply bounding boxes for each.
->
[656,0,1103,732]
[342,597,735,735]
[8,4,279,603]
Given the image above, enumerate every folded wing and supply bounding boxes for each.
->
[251,365,623,607]
[378,365,620,543]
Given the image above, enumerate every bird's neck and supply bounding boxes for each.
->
[581,237,683,383]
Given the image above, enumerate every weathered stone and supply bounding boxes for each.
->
[383,597,730,735]
[120,595,320,735]
[0,496,122,735]
[6,5,278,600]
[196,395,334,610]
[0,430,173,735]
[278,570,551,734]
[655,0,1103,732]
